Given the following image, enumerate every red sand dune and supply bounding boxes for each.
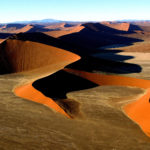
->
[64,68,150,137]
[44,25,84,38]
[44,23,66,29]
[15,24,33,33]
[14,83,70,118]
[0,39,80,116]
[0,24,33,33]
[101,22,130,31]
[0,39,80,73]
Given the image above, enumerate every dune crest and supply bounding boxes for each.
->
[44,25,84,38]
[102,22,130,31]
[0,24,33,33]
[0,39,80,74]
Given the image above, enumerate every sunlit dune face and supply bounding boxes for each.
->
[124,90,150,137]
[0,39,80,73]
[44,25,85,38]
[101,22,130,31]
[14,83,70,118]
[0,24,33,33]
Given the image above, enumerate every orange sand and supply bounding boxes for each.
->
[44,23,66,29]
[64,69,150,88]
[44,25,84,38]
[0,39,5,43]
[65,68,150,137]
[0,39,80,73]
[101,22,130,31]
[15,83,70,118]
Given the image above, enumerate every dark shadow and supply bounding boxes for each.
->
[59,23,144,50]
[10,27,143,57]
[128,24,143,32]
[9,32,81,54]
[66,55,142,74]
[32,70,98,99]
[26,25,54,32]
[5,24,26,29]
[0,33,13,39]
[92,49,134,62]
[83,23,143,33]
[64,23,76,27]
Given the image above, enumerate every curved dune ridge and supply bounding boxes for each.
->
[44,23,66,30]
[0,39,80,73]
[0,24,33,33]
[14,83,70,118]
[64,68,150,137]
[44,25,85,38]
[0,39,80,117]
[101,22,130,31]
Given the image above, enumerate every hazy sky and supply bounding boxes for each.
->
[0,0,150,23]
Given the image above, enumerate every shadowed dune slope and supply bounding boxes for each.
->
[9,32,96,56]
[64,69,150,89]
[32,70,98,99]
[64,68,150,137]
[59,23,143,49]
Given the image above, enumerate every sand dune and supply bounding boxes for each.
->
[102,22,130,31]
[44,23,66,29]
[44,23,78,30]
[0,39,80,74]
[0,24,33,33]
[0,24,52,33]
[64,68,150,137]
[15,83,70,118]
[59,23,142,50]
[44,25,84,38]
[0,39,80,115]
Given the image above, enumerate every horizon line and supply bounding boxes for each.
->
[1,18,150,24]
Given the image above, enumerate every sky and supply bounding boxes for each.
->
[0,0,150,23]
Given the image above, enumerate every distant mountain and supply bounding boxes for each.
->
[12,19,62,24]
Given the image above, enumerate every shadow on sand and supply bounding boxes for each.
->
[33,70,98,100]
